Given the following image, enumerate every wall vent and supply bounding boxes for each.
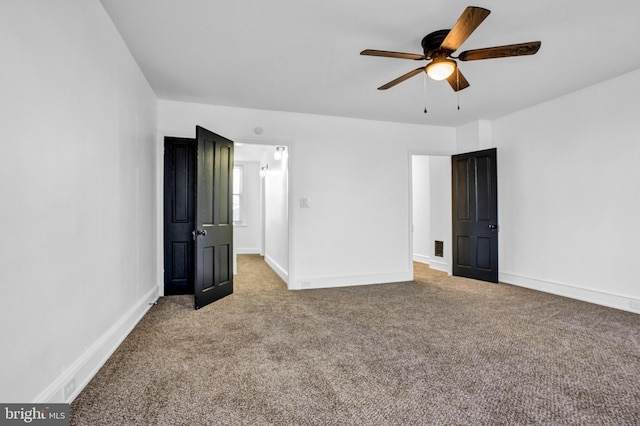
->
[434,240,444,257]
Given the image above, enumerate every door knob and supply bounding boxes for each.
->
[192,229,207,240]
[488,224,498,230]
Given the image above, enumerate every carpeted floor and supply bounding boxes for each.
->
[70,255,640,425]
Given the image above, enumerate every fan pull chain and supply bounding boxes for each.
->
[423,73,428,114]
[456,68,461,111]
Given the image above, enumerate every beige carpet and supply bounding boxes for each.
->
[70,255,640,425]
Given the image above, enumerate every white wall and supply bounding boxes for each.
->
[0,0,158,402]
[428,156,452,274]
[234,161,262,254]
[487,68,640,312]
[457,119,493,152]
[412,156,431,264]
[262,147,290,281]
[411,156,452,274]
[157,100,456,290]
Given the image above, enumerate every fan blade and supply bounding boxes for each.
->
[458,41,541,61]
[378,67,425,90]
[440,7,491,52]
[446,69,470,92]
[361,49,425,60]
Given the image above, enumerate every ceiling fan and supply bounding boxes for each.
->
[361,6,541,91]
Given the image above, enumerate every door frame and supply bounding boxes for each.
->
[163,136,197,295]
[408,148,499,282]
[155,133,296,296]
[451,148,498,282]
[408,151,454,282]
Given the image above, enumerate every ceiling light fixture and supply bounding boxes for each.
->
[425,56,456,81]
[274,146,286,161]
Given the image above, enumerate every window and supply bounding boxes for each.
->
[232,165,243,224]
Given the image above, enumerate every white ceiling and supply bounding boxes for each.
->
[100,0,640,127]
[235,143,272,163]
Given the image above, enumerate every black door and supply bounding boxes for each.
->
[194,126,234,309]
[163,138,196,295]
[451,148,498,283]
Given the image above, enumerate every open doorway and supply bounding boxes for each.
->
[163,127,234,309]
[410,155,452,275]
[233,142,290,284]
[162,139,290,297]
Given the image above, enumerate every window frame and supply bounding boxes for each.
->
[232,164,245,225]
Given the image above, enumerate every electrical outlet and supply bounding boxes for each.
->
[63,378,76,400]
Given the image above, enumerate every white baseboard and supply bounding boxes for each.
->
[236,248,262,255]
[413,254,450,275]
[413,254,431,264]
[296,271,413,290]
[500,272,640,314]
[265,254,289,284]
[35,286,159,403]
[427,258,450,274]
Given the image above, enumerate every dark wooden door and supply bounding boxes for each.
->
[194,126,234,309]
[163,137,196,295]
[452,148,498,283]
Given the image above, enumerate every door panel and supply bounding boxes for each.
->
[476,237,491,269]
[202,247,213,290]
[218,144,231,225]
[194,126,234,310]
[218,244,231,282]
[172,242,189,279]
[163,138,196,295]
[452,148,498,283]
[457,236,471,267]
[203,141,215,223]
[476,156,492,221]
[455,159,471,220]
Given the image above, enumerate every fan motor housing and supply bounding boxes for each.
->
[421,29,451,59]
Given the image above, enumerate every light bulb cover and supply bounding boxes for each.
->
[274,146,285,161]
[426,58,456,81]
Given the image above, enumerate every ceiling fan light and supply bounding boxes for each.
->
[426,59,456,81]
